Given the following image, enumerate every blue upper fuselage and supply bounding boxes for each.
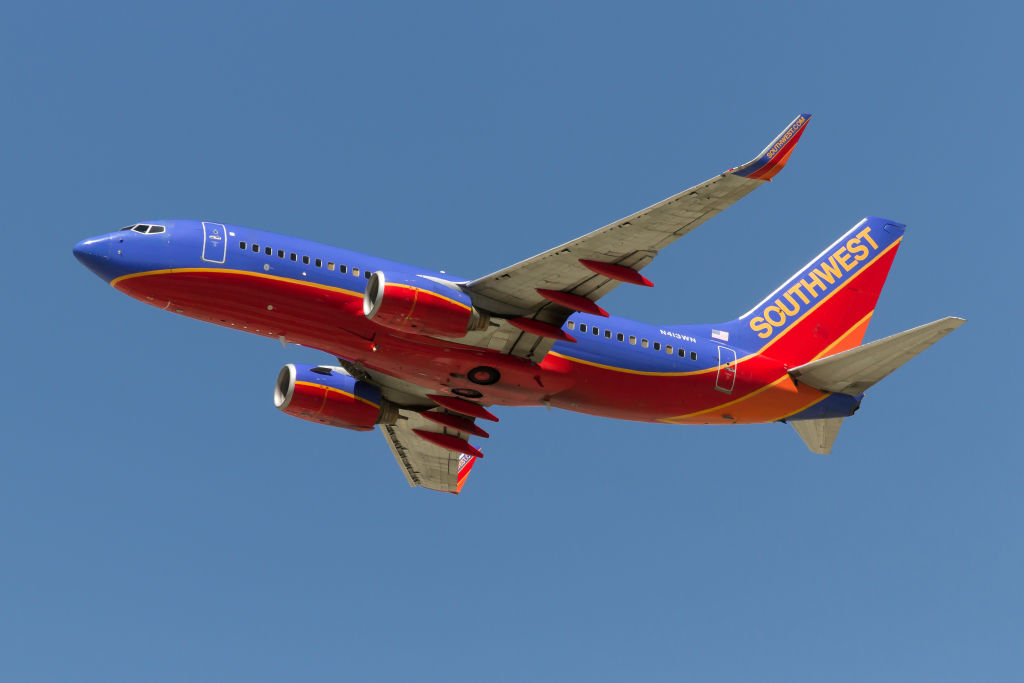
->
[73,219,744,376]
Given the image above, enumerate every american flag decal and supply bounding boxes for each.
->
[711,329,729,342]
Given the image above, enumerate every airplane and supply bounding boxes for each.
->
[73,114,964,494]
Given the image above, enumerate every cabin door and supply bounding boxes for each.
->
[201,222,227,264]
[715,345,737,394]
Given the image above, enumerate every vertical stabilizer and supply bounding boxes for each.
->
[724,216,905,367]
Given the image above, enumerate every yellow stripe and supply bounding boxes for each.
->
[658,374,794,422]
[658,311,877,423]
[294,381,380,409]
[110,267,364,299]
[552,239,900,378]
[384,282,473,313]
[755,238,901,358]
[114,268,474,314]
[810,310,873,361]
[548,350,711,377]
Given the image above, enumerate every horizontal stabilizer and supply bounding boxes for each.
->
[791,417,844,454]
[789,317,966,395]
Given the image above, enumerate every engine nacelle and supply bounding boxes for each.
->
[274,364,396,431]
[363,271,489,337]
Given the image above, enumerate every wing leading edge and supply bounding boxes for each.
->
[463,113,812,359]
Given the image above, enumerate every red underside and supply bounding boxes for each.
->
[283,382,380,431]
[115,247,896,424]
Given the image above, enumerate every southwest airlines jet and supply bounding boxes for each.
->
[74,115,963,494]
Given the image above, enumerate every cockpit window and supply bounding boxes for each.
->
[121,224,165,234]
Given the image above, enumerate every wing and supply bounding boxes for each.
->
[380,405,490,494]
[463,113,811,359]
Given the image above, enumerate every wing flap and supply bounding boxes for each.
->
[379,408,484,494]
[788,317,966,395]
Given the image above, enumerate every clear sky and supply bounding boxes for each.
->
[2,2,1020,681]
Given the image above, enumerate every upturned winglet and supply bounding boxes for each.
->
[730,113,811,181]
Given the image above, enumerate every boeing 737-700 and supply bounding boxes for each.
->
[73,114,964,493]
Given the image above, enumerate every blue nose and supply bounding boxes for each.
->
[73,236,117,282]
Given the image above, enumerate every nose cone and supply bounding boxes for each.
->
[73,235,118,282]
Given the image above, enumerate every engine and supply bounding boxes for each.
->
[363,271,489,337]
[274,364,397,431]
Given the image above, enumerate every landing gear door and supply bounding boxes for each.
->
[202,222,227,264]
[715,345,737,394]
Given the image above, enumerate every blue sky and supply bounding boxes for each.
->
[2,2,1020,681]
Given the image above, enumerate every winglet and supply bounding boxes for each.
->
[731,113,811,181]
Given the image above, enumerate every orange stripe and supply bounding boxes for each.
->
[657,310,877,424]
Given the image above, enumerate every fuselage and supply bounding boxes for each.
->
[74,219,856,425]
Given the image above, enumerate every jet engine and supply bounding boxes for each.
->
[274,364,397,431]
[363,271,489,337]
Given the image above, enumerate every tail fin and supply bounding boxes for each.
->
[727,216,905,366]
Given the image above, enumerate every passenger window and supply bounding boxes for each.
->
[666,345,673,354]
[240,241,247,249]
[278,249,284,258]
[678,348,686,357]
[653,342,661,351]
[302,255,310,265]
[617,333,624,342]
[629,335,637,345]
[567,321,575,330]
[265,247,272,255]
[592,326,599,335]
[605,330,612,338]
[641,339,649,349]
[365,271,371,279]
[252,244,259,252]
[579,323,587,333]
[315,258,322,267]
[339,265,347,273]
[290,253,297,261]
[328,262,335,271]
[353,267,360,277]
[690,351,697,361]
